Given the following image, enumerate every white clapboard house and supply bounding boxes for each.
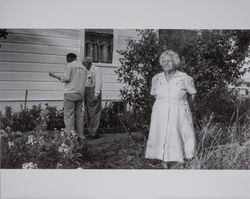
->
[236,72,250,98]
[0,29,141,111]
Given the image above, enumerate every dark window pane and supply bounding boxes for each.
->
[85,29,113,63]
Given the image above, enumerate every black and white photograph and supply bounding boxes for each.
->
[1,0,250,199]
[1,28,250,170]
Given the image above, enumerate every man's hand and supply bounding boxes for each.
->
[49,72,60,80]
[49,72,56,78]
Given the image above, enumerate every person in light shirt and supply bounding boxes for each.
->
[49,53,87,140]
[145,50,197,168]
[82,57,103,139]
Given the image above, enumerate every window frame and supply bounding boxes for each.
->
[81,29,119,66]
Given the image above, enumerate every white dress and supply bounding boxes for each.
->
[145,70,197,162]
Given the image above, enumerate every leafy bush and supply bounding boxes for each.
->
[117,29,250,125]
[117,30,161,124]
[0,103,87,169]
[0,105,42,132]
[44,104,64,131]
[0,104,64,132]
[99,100,128,133]
[1,125,87,169]
[0,102,130,134]
[99,100,148,134]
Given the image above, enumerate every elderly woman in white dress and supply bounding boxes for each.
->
[145,50,197,168]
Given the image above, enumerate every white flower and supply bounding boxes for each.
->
[8,141,14,149]
[56,163,63,168]
[0,129,8,137]
[58,143,70,155]
[22,162,38,169]
[16,131,22,135]
[26,135,37,145]
[6,126,11,132]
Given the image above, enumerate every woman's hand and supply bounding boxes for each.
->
[188,94,195,107]
[190,94,195,102]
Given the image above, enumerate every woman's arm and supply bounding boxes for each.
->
[149,94,156,106]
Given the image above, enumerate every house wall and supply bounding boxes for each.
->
[0,29,141,111]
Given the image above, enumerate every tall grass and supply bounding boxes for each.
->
[172,109,250,169]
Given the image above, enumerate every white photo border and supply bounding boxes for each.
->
[1,0,250,199]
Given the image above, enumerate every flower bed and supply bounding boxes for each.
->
[1,103,249,169]
[1,127,87,169]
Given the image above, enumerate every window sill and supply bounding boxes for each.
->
[94,62,119,68]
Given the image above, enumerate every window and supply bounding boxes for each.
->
[85,29,113,63]
[247,83,250,87]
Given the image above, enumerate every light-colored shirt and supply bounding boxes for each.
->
[85,65,102,96]
[59,60,87,94]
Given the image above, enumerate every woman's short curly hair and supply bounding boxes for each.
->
[159,50,181,68]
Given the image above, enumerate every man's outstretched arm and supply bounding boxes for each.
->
[49,72,61,81]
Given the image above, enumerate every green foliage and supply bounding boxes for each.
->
[44,104,64,131]
[0,104,87,169]
[1,127,88,169]
[0,102,129,134]
[117,29,250,124]
[161,30,250,122]
[1,122,87,169]
[0,104,64,132]
[0,105,42,132]
[99,101,121,129]
[117,30,162,124]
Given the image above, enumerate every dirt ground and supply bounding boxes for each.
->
[80,132,164,169]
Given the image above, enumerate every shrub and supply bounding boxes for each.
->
[0,105,42,132]
[0,104,64,132]
[117,29,250,125]
[0,102,88,169]
[117,30,161,124]
[99,100,130,133]
[0,102,132,133]
[44,104,64,131]
[1,125,87,169]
